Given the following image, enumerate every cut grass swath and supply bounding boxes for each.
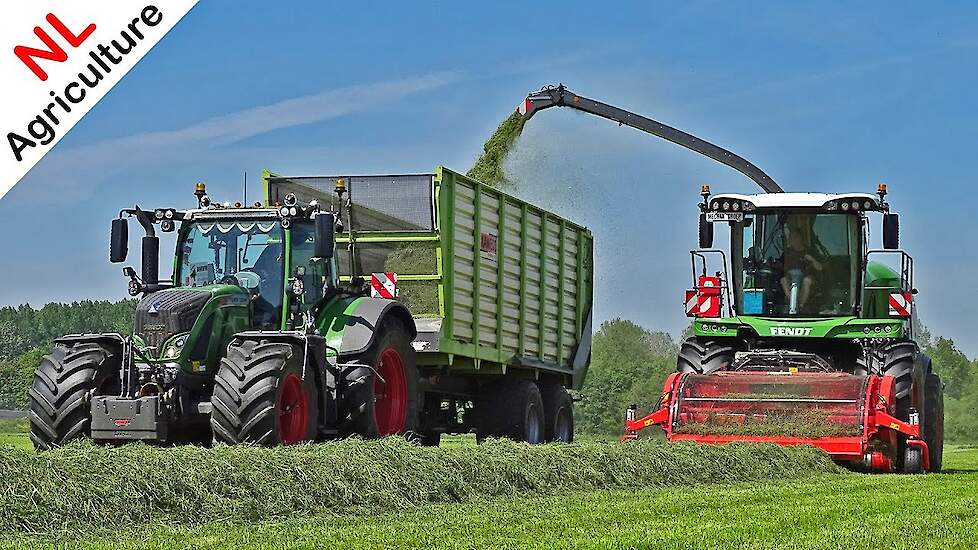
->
[0,438,837,533]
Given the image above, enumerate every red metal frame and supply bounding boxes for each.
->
[621,371,930,473]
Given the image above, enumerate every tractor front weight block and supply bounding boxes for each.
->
[91,395,169,442]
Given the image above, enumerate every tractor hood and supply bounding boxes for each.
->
[694,316,904,340]
[134,284,247,355]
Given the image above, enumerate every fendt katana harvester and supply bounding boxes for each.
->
[515,84,942,474]
[29,168,593,449]
[622,184,943,473]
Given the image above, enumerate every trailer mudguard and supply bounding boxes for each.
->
[570,308,593,390]
[319,296,417,357]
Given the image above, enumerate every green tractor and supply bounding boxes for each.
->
[624,184,943,473]
[30,168,592,449]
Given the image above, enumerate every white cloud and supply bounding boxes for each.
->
[11,71,462,203]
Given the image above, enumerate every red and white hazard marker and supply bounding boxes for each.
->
[684,276,722,318]
[888,291,912,318]
[370,272,398,299]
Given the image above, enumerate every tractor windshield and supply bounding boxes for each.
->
[732,212,860,317]
[177,220,285,327]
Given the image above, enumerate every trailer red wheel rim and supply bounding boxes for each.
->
[374,347,407,436]
[277,373,309,445]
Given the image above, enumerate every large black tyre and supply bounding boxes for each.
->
[340,317,420,438]
[210,340,319,446]
[29,343,119,450]
[677,337,735,374]
[881,342,917,469]
[924,372,944,473]
[476,379,545,444]
[538,381,574,443]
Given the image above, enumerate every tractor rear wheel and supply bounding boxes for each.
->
[340,317,419,438]
[924,372,944,472]
[29,342,119,450]
[677,337,734,374]
[476,379,545,444]
[539,381,574,443]
[210,340,319,446]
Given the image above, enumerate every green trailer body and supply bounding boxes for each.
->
[266,167,594,389]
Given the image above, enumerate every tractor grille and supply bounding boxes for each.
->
[134,289,210,350]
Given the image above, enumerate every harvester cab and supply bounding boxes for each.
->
[625,183,944,474]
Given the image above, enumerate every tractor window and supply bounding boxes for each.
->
[178,220,285,328]
[733,213,860,317]
[288,223,329,310]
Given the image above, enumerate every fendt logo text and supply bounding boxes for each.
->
[770,326,813,336]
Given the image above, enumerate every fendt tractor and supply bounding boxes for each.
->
[29,168,593,449]
[623,184,943,473]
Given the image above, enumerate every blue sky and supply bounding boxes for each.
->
[3,1,977,356]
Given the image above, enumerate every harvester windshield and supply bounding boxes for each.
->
[732,213,860,317]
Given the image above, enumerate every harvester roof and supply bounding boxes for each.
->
[708,192,883,212]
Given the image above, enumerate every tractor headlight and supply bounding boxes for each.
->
[711,201,720,210]
[824,201,837,211]
[163,334,189,359]
[841,202,850,211]
[742,202,755,211]
[722,201,730,211]
[864,201,873,210]
[732,202,740,211]
[279,206,290,217]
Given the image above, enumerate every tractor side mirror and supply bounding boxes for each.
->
[314,212,335,259]
[110,218,128,263]
[883,213,899,249]
[698,214,714,249]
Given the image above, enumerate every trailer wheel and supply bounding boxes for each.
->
[477,379,545,444]
[677,337,734,374]
[539,382,574,443]
[340,317,419,438]
[903,446,924,474]
[924,373,944,472]
[29,342,119,450]
[211,340,319,446]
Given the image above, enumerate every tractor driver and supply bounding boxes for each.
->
[779,217,824,313]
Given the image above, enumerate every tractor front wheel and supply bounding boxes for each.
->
[29,342,119,450]
[210,340,319,446]
[340,318,420,438]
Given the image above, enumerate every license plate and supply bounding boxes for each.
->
[706,212,744,222]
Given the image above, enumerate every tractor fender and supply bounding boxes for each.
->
[54,333,126,351]
[321,297,417,357]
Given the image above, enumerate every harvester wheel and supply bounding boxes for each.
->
[903,446,924,474]
[210,340,319,446]
[340,317,419,438]
[538,381,574,443]
[677,337,734,374]
[29,342,119,450]
[476,379,545,444]
[924,373,944,472]
[881,342,917,469]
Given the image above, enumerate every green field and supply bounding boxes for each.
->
[1,418,975,549]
